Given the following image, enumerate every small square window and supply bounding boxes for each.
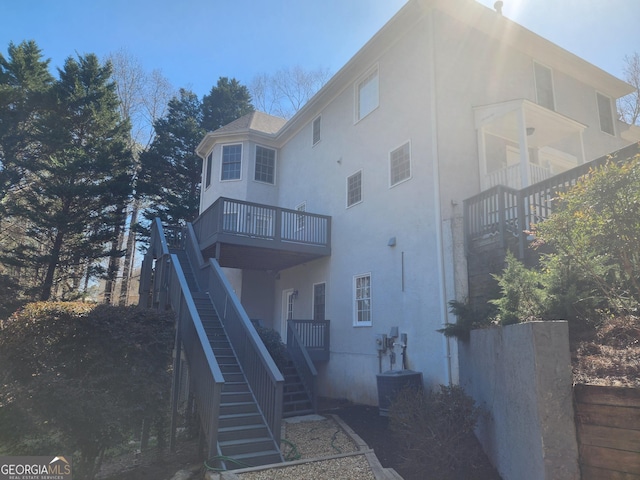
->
[597,92,615,136]
[356,67,379,121]
[221,144,242,181]
[390,142,411,186]
[347,170,362,207]
[354,274,371,326]
[312,116,321,145]
[254,145,276,184]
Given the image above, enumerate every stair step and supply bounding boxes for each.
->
[223,382,250,393]
[219,437,276,456]
[218,421,269,437]
[220,401,259,416]
[219,410,262,423]
[222,391,254,403]
[224,450,283,470]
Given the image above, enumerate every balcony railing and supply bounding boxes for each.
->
[288,319,330,362]
[193,197,331,254]
[485,163,552,190]
[465,143,640,259]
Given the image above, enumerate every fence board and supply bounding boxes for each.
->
[575,385,640,479]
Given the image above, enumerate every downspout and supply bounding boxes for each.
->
[428,11,453,385]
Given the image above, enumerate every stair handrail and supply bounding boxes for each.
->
[202,256,284,447]
[148,218,225,461]
[287,321,318,413]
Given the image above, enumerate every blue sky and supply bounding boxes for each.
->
[1,0,639,99]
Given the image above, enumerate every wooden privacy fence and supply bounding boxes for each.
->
[574,384,640,479]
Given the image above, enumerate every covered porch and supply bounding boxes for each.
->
[474,99,587,190]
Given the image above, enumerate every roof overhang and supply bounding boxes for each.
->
[474,98,587,148]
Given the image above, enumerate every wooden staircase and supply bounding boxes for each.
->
[175,251,282,468]
[282,356,314,418]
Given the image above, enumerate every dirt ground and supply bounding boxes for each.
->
[325,402,501,480]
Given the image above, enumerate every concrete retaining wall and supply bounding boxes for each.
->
[458,321,580,480]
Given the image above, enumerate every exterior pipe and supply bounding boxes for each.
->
[428,11,453,385]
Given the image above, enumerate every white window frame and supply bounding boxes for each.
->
[389,141,412,187]
[533,62,555,111]
[355,65,379,123]
[596,91,615,136]
[312,282,326,322]
[254,145,276,185]
[353,273,372,327]
[220,143,243,181]
[346,170,363,208]
[312,115,321,146]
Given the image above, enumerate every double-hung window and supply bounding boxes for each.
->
[534,62,555,111]
[596,92,615,135]
[221,144,242,181]
[354,274,371,326]
[390,142,411,186]
[356,67,379,121]
[254,145,276,184]
[347,170,362,208]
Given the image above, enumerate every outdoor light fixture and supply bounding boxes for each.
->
[526,127,536,136]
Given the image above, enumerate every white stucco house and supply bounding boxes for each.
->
[190,0,638,406]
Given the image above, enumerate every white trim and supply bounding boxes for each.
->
[312,281,326,321]
[595,91,616,136]
[346,169,363,208]
[533,61,556,111]
[204,150,214,190]
[220,143,243,182]
[253,144,277,185]
[354,64,379,124]
[389,140,412,188]
[353,273,372,327]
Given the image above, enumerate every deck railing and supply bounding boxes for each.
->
[289,319,331,362]
[286,322,318,413]
[201,251,284,445]
[147,219,225,460]
[465,143,640,259]
[193,197,331,250]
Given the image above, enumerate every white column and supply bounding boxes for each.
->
[478,126,488,190]
[517,108,531,188]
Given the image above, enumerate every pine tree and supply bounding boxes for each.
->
[138,89,205,229]
[201,77,254,131]
[4,53,133,301]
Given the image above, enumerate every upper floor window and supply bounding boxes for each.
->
[312,116,321,145]
[534,62,555,111]
[596,92,615,136]
[354,273,371,326]
[221,144,242,181]
[254,145,276,184]
[347,170,362,208]
[356,67,379,122]
[390,142,411,187]
[205,151,213,188]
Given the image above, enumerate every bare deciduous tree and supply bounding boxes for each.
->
[618,52,640,125]
[250,65,331,119]
[105,48,175,305]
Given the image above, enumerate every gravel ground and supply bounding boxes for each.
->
[213,414,397,480]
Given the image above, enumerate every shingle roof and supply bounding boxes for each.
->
[212,111,287,136]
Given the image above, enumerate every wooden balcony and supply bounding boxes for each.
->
[192,197,331,271]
